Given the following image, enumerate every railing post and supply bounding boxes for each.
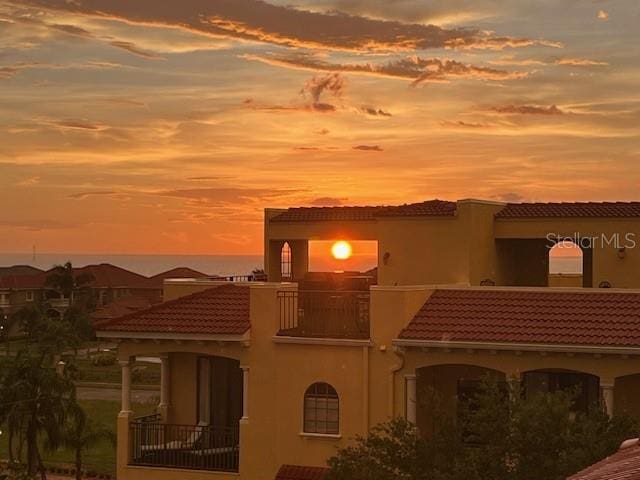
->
[241,365,250,422]
[158,353,170,421]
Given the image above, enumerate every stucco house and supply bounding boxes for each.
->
[96,199,640,480]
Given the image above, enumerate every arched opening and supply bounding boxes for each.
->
[303,382,339,434]
[522,369,599,413]
[281,242,292,281]
[415,364,506,437]
[610,373,640,421]
[548,240,584,287]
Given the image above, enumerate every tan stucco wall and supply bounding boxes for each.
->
[264,202,640,289]
[549,274,584,288]
[114,279,640,480]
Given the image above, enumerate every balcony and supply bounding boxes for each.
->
[277,290,370,339]
[130,415,239,472]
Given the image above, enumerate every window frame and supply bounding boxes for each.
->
[303,382,339,435]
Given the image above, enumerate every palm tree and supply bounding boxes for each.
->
[45,262,94,304]
[60,406,115,480]
[0,350,77,478]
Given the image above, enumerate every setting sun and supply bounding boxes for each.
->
[331,241,353,260]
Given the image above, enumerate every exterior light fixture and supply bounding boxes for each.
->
[383,252,391,265]
[617,246,626,259]
[598,281,612,288]
[480,278,496,286]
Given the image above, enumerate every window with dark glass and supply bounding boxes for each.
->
[304,382,339,434]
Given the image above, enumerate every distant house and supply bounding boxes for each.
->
[0,263,218,336]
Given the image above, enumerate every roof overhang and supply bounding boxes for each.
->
[96,330,250,343]
[392,338,640,356]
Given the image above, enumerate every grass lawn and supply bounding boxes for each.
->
[0,399,156,475]
[75,358,161,386]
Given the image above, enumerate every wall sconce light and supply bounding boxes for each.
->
[480,278,496,286]
[599,281,612,288]
[383,251,391,265]
[617,246,626,259]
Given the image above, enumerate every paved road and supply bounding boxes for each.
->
[77,386,159,403]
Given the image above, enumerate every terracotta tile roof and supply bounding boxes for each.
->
[496,202,640,218]
[568,438,640,480]
[398,289,640,348]
[0,265,43,278]
[0,273,46,290]
[270,200,456,222]
[95,284,250,336]
[275,465,329,480]
[68,264,152,289]
[91,295,156,322]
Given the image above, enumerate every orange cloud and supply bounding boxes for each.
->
[19,0,554,53]
[242,53,527,84]
[489,105,566,115]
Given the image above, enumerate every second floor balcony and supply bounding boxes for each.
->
[277,290,370,339]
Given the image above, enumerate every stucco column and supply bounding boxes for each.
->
[120,358,133,413]
[158,354,170,421]
[405,374,417,423]
[601,382,614,416]
[241,365,250,422]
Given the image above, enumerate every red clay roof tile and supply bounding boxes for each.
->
[275,465,329,480]
[95,284,250,336]
[270,200,456,222]
[568,439,640,480]
[399,289,640,348]
[496,202,640,218]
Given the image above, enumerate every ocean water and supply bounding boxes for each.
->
[0,253,582,277]
[0,253,263,277]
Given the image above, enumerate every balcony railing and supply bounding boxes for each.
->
[277,290,370,339]
[130,419,239,472]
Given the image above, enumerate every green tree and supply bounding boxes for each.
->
[0,306,81,479]
[45,262,94,305]
[58,405,115,480]
[326,378,638,480]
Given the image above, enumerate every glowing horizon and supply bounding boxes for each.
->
[1,1,638,255]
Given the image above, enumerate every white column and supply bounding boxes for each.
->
[601,383,614,416]
[158,354,170,420]
[241,366,250,422]
[405,374,417,423]
[120,358,133,413]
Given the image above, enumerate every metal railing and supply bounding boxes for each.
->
[221,274,267,282]
[130,420,239,472]
[277,290,370,339]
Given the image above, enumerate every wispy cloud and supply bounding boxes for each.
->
[19,0,556,53]
[242,53,527,85]
[68,190,119,199]
[353,144,383,151]
[488,104,566,115]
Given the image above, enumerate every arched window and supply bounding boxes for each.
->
[281,242,292,281]
[303,382,339,434]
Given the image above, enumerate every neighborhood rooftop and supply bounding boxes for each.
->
[270,200,640,222]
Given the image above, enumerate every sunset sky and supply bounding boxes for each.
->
[1,0,639,255]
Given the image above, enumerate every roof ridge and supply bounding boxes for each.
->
[94,283,246,330]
